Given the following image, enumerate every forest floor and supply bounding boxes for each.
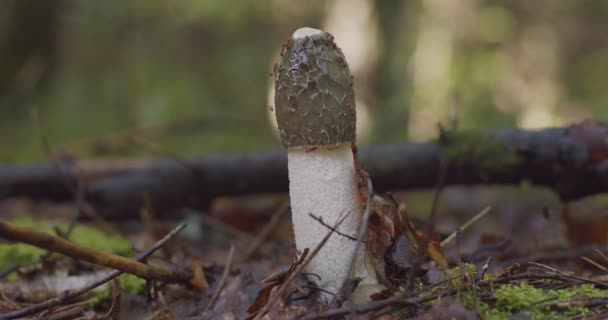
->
[2,186,608,320]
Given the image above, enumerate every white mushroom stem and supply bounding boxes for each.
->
[288,144,373,301]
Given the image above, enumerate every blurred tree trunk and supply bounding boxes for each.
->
[0,0,61,117]
[372,0,407,142]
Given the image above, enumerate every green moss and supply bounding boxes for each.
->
[441,130,522,178]
[477,283,608,320]
[422,264,608,320]
[92,273,147,306]
[1,217,147,306]
[494,284,548,312]
[445,263,477,281]
[0,217,132,271]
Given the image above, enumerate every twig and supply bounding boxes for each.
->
[309,214,359,241]
[252,212,350,320]
[23,108,91,278]
[298,290,449,320]
[530,266,608,289]
[407,130,450,291]
[0,220,192,283]
[479,256,493,280]
[202,244,235,315]
[496,244,608,268]
[581,256,607,271]
[61,172,87,237]
[344,176,373,310]
[595,249,608,265]
[555,298,608,310]
[241,202,290,262]
[0,223,186,320]
[441,206,492,248]
[103,278,122,320]
[45,305,86,320]
[31,107,53,160]
[0,287,20,310]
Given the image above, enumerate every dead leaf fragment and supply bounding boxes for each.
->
[568,119,608,164]
[366,196,449,290]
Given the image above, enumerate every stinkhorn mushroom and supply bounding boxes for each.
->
[274,27,377,301]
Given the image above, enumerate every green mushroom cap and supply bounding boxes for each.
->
[274,28,356,148]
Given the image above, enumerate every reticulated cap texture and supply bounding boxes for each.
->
[274,28,356,148]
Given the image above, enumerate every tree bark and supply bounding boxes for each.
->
[1,122,608,219]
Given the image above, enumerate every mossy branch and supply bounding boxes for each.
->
[0,223,187,320]
[0,220,192,284]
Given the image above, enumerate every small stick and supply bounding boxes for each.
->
[441,206,492,248]
[299,290,444,320]
[309,214,359,241]
[202,244,236,314]
[252,212,350,320]
[103,278,122,320]
[241,202,290,262]
[0,223,186,320]
[344,176,373,309]
[0,287,20,310]
[479,256,493,280]
[42,299,94,315]
[45,305,85,320]
[0,221,192,284]
[529,262,608,288]
[581,256,607,271]
[408,146,450,292]
[595,249,608,265]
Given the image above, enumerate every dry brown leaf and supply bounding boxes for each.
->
[246,250,309,319]
[568,119,608,164]
[366,196,449,290]
[190,260,209,293]
[399,204,449,270]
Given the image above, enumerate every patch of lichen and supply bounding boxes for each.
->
[0,216,132,271]
[425,264,608,320]
[441,130,522,178]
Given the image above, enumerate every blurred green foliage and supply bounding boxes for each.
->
[0,0,607,162]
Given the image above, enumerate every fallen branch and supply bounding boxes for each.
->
[201,244,235,315]
[2,121,608,218]
[0,223,186,320]
[0,220,191,283]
